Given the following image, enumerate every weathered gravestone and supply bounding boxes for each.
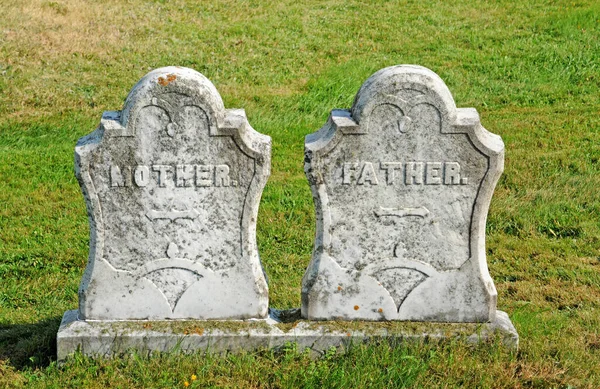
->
[303,65,513,327]
[63,67,271,321]
[57,65,517,361]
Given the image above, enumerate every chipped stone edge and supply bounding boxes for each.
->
[57,309,518,362]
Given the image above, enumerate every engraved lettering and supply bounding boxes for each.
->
[110,165,125,187]
[444,162,461,185]
[405,162,423,185]
[357,162,379,185]
[176,164,194,187]
[341,161,466,186]
[152,165,172,187]
[380,162,402,185]
[123,166,132,187]
[110,164,237,188]
[195,164,212,187]
[133,165,150,187]
[343,162,358,185]
[425,162,442,185]
[214,165,230,187]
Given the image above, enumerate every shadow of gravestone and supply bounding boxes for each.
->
[0,316,62,369]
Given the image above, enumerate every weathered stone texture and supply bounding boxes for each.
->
[57,309,518,362]
[302,65,505,322]
[75,67,270,320]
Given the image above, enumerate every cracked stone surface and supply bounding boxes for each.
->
[74,67,270,320]
[302,65,505,322]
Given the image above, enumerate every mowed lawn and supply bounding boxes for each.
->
[1,0,599,387]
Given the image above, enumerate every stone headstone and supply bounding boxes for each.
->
[302,65,504,322]
[57,64,518,362]
[74,67,270,320]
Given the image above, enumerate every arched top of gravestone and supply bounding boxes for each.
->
[306,65,503,166]
[121,67,226,133]
[97,66,269,161]
[350,65,456,128]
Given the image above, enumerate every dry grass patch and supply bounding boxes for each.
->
[3,1,137,58]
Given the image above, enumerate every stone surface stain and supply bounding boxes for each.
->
[158,74,177,86]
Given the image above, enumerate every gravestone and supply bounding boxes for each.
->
[303,65,507,323]
[57,65,517,361]
[70,67,270,320]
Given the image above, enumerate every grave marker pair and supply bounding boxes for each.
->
[57,65,517,360]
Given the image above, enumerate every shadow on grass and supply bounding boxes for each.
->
[0,316,62,370]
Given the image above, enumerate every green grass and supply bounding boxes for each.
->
[1,0,600,387]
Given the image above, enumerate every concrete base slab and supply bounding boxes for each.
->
[57,309,518,362]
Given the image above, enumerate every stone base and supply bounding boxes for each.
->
[57,309,518,362]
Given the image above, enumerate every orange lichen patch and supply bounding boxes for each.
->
[337,285,342,291]
[158,74,177,86]
[354,305,359,310]
[194,327,204,336]
[378,308,383,313]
